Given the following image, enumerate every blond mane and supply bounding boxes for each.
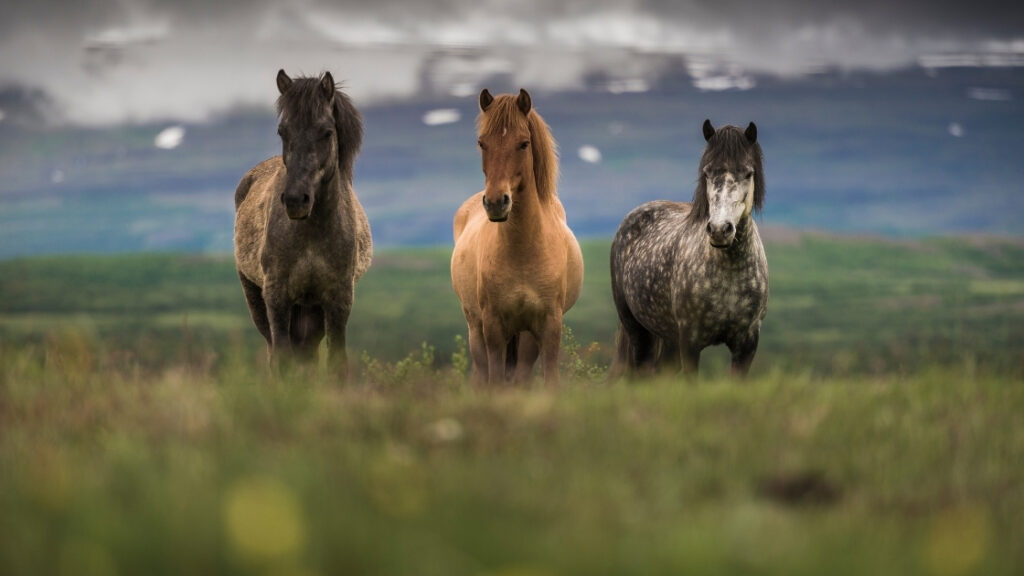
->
[476,94,559,201]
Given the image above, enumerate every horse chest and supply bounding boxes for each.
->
[675,259,768,345]
[266,241,351,301]
[487,281,551,321]
[286,254,330,294]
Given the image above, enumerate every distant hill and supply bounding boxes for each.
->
[1,235,1021,377]
[1,66,1022,258]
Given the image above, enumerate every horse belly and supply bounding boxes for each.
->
[618,249,679,340]
[628,285,678,340]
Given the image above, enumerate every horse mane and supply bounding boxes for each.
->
[476,94,559,201]
[688,125,765,225]
[276,74,364,181]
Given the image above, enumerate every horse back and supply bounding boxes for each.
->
[234,157,283,210]
[559,204,585,313]
[453,191,484,242]
[349,191,373,283]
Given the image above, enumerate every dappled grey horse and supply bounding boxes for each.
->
[234,70,372,376]
[610,119,768,378]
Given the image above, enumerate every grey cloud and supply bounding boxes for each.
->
[0,0,1021,124]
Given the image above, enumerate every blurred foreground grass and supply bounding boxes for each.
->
[1,338,1023,574]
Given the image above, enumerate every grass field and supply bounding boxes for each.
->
[1,233,1023,574]
[1,233,1022,377]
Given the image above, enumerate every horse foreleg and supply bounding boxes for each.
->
[264,286,294,369]
[677,329,701,379]
[481,314,508,386]
[514,332,540,385]
[539,316,562,386]
[238,272,271,346]
[729,331,759,378]
[324,299,353,383]
[290,305,325,362]
[680,348,701,378]
[657,339,681,375]
[466,320,488,386]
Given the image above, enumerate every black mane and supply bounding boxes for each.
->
[687,124,765,225]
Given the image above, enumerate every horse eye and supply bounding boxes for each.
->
[321,130,333,141]
[519,141,529,151]
[745,171,754,180]
[478,140,487,151]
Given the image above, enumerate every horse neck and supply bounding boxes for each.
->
[309,165,351,223]
[691,213,761,262]
[727,215,761,258]
[499,178,548,246]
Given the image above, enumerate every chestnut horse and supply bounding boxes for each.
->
[451,89,584,385]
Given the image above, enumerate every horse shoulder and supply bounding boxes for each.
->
[234,158,285,286]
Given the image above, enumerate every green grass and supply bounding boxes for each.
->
[1,233,1023,574]
[2,341,1023,575]
[1,233,1022,376]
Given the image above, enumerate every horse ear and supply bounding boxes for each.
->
[745,122,757,144]
[702,119,715,142]
[479,89,494,111]
[517,88,532,115]
[320,72,335,101]
[277,69,293,95]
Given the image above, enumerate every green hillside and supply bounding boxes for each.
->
[1,233,1022,377]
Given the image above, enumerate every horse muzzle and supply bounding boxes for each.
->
[482,193,511,222]
[281,192,312,220]
[706,220,736,248]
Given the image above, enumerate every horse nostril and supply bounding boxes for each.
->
[502,194,510,206]
[280,193,286,205]
[724,222,734,235]
[302,193,310,203]
[706,222,714,235]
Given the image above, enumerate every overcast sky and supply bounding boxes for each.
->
[1,0,1021,124]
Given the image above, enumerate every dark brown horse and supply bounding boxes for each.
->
[451,89,584,385]
[610,119,768,378]
[233,70,372,376]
